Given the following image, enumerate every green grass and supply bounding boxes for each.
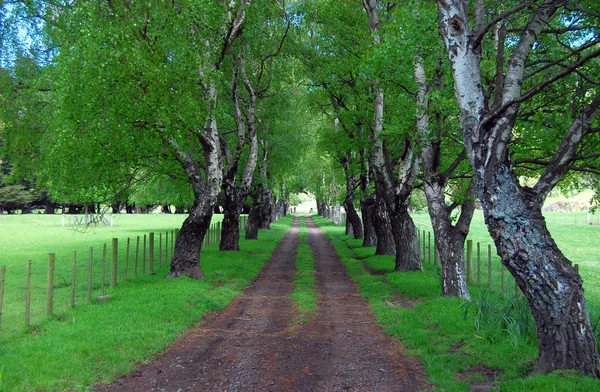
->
[0,214,291,391]
[0,214,226,335]
[312,215,600,391]
[289,216,318,324]
[411,209,600,317]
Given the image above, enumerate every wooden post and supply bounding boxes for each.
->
[111,238,118,287]
[172,230,176,256]
[422,230,426,257]
[217,222,221,245]
[477,242,481,287]
[418,230,421,254]
[165,231,169,261]
[466,240,473,283]
[47,254,55,316]
[88,247,93,302]
[71,251,77,308]
[0,265,6,329]
[207,224,211,247]
[488,245,492,291]
[427,232,431,264]
[501,263,506,296]
[575,263,579,274]
[125,237,130,281]
[101,244,107,295]
[159,233,163,267]
[149,232,155,273]
[25,261,32,325]
[143,234,147,274]
[135,236,140,277]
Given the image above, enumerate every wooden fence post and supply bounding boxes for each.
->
[125,237,130,281]
[111,238,118,287]
[135,236,140,277]
[71,251,77,308]
[466,240,473,282]
[26,261,32,326]
[501,263,506,296]
[88,247,93,303]
[575,263,579,274]
[172,230,176,256]
[0,265,6,329]
[477,242,481,287]
[159,233,163,267]
[422,230,426,257]
[428,232,431,264]
[149,233,155,273]
[165,231,169,262]
[101,244,107,295]
[143,234,147,274]
[487,245,492,291]
[217,222,221,245]
[47,254,55,316]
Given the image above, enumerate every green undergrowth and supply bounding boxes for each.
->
[0,215,293,392]
[311,216,600,391]
[289,216,318,324]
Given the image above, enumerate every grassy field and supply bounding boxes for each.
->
[411,209,600,316]
[0,214,223,335]
[313,214,600,391]
[0,213,290,391]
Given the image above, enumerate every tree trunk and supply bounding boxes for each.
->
[437,0,600,375]
[220,200,241,251]
[246,199,261,240]
[258,187,272,229]
[168,203,212,279]
[345,215,354,236]
[373,193,395,256]
[316,199,324,216]
[424,180,473,300]
[483,165,600,375]
[390,207,423,272]
[344,198,363,239]
[360,194,377,247]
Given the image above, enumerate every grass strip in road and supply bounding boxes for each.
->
[311,215,600,392]
[0,215,293,392]
[289,216,318,324]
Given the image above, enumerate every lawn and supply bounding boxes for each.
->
[0,213,289,391]
[314,213,600,391]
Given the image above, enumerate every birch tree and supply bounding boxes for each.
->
[437,0,600,375]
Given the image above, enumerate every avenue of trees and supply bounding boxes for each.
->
[1,0,599,377]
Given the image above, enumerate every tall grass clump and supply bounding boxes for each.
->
[464,290,536,349]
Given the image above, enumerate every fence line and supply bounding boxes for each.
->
[0,215,249,334]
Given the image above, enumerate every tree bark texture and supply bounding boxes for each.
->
[438,0,600,376]
[360,193,377,247]
[169,204,213,279]
[415,54,473,299]
[344,198,363,239]
[484,165,599,375]
[373,192,395,256]
[220,194,241,251]
[390,207,422,272]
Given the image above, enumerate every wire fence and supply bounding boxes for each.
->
[0,216,248,336]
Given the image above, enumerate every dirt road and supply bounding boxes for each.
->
[98,216,427,391]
